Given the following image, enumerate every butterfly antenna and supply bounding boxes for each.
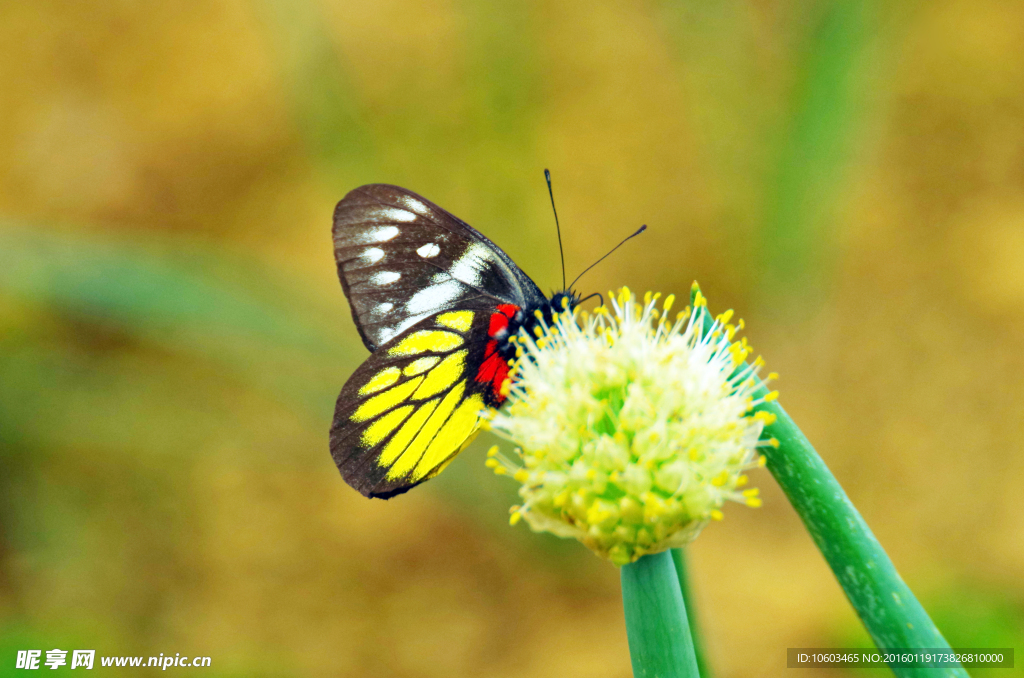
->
[544,169,567,290]
[568,224,647,291]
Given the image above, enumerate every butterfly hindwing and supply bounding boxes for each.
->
[333,184,546,350]
[330,308,508,498]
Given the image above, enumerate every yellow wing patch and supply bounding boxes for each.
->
[403,356,440,376]
[361,405,413,447]
[378,397,440,465]
[412,350,467,399]
[359,366,401,395]
[352,375,424,422]
[385,382,466,480]
[389,330,464,356]
[412,393,483,480]
[436,310,474,332]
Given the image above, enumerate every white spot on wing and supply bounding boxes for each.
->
[370,271,401,285]
[398,195,431,215]
[449,242,493,287]
[366,226,399,242]
[406,280,464,315]
[379,208,417,223]
[417,243,441,258]
[360,247,384,265]
[378,302,394,313]
[377,312,430,344]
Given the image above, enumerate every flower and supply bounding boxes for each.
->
[485,285,779,566]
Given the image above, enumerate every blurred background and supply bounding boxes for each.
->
[1,0,1022,676]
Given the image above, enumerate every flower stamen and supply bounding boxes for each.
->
[486,286,776,565]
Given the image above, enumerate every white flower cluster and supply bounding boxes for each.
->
[486,286,778,565]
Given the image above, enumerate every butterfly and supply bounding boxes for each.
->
[330,184,578,499]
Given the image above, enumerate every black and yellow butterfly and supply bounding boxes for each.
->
[330,184,577,498]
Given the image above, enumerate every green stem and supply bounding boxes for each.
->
[621,551,701,678]
[671,548,711,678]
[690,283,966,677]
[755,399,966,677]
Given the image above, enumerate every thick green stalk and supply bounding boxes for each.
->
[755,397,966,677]
[621,551,701,678]
[691,283,965,677]
[670,548,711,678]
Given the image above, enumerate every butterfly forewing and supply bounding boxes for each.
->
[333,184,545,351]
[330,308,508,498]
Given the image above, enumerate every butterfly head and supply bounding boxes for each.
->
[517,289,580,341]
[547,289,580,317]
[475,289,579,408]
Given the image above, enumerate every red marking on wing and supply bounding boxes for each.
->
[476,339,511,403]
[488,313,508,337]
[477,340,500,382]
[478,305,519,403]
[489,304,519,337]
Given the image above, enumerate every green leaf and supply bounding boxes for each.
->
[759,0,873,301]
[0,224,354,413]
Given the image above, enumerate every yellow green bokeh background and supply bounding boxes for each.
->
[1,1,1022,676]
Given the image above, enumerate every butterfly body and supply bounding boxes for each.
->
[330,184,577,498]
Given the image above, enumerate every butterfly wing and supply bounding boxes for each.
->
[330,308,509,498]
[333,184,546,351]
